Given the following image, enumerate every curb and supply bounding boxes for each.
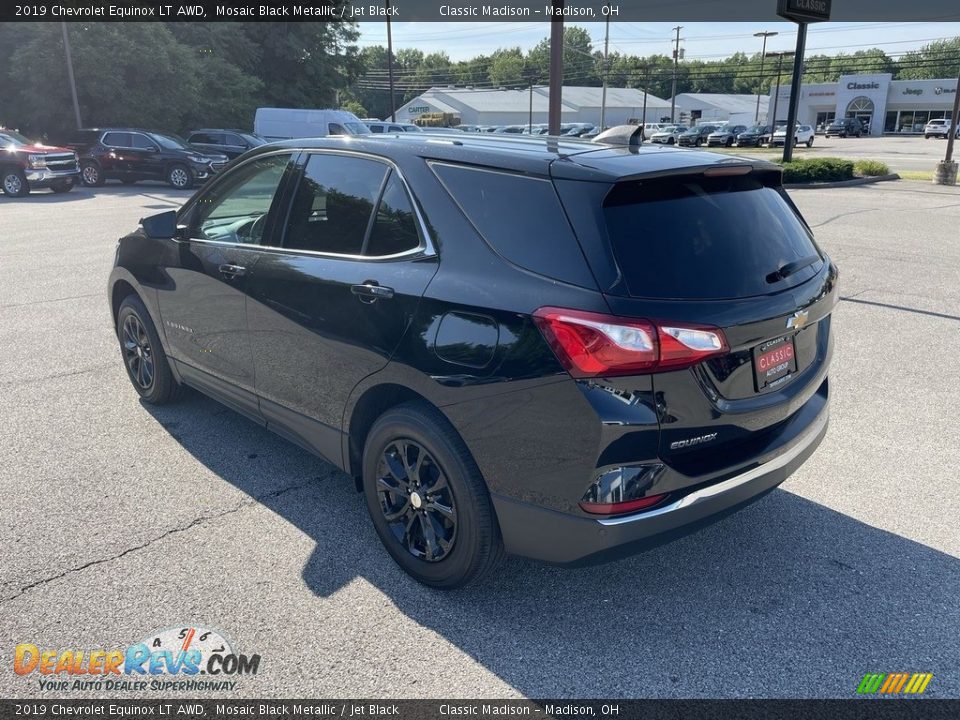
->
[784,173,900,189]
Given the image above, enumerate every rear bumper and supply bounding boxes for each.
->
[492,395,829,566]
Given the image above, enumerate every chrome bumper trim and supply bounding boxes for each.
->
[597,406,829,527]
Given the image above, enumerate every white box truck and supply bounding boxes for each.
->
[254,108,371,141]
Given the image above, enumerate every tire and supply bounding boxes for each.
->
[695,138,703,147]
[1,168,29,197]
[166,164,193,190]
[116,295,181,405]
[806,137,814,148]
[925,135,931,139]
[725,137,733,147]
[50,180,74,193]
[80,161,104,187]
[362,402,505,589]
[667,137,675,145]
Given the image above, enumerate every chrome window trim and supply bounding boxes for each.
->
[179,148,435,262]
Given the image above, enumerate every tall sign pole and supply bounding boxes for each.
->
[781,23,806,163]
[385,0,396,122]
[777,0,832,162]
[548,1,564,135]
[934,66,960,185]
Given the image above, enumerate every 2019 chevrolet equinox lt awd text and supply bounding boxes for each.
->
[109,134,836,588]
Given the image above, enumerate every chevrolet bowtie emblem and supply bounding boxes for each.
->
[787,310,810,330]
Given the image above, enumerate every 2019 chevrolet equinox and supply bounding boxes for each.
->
[109,134,836,588]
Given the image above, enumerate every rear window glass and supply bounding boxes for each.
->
[431,163,595,288]
[603,174,822,300]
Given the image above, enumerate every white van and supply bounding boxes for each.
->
[253,108,371,141]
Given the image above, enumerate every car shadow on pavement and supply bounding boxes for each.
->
[145,392,960,698]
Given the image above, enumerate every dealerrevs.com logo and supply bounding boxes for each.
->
[14,625,261,692]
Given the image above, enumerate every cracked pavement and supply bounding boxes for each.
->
[1,180,958,699]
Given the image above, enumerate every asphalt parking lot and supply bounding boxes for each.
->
[1,179,958,699]
[728,134,956,173]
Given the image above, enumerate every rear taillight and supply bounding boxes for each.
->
[579,493,669,516]
[533,307,727,378]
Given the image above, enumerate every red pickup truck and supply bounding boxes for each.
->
[1,129,80,197]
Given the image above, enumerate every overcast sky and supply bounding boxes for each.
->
[357,21,960,62]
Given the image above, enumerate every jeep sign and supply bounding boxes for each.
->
[777,0,831,23]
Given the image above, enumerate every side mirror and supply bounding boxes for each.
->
[140,210,178,239]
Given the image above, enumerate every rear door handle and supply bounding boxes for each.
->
[351,282,394,304]
[218,264,247,279]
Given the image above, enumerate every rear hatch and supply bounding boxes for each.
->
[553,159,837,483]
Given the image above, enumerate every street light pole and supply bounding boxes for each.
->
[782,23,808,163]
[753,31,778,124]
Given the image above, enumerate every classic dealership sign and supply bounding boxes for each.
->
[777,0,831,23]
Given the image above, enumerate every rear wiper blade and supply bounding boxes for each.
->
[766,255,820,284]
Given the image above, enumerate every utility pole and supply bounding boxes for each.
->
[782,23,807,163]
[599,3,610,130]
[385,0,396,122]
[548,1,564,135]
[753,31,778,124]
[61,22,82,129]
[768,51,793,140]
[641,66,650,128]
[529,85,534,134]
[934,65,960,185]
[670,25,682,123]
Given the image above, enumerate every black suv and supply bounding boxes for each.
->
[109,135,835,588]
[186,129,267,160]
[824,118,863,138]
[64,128,229,189]
[677,124,719,147]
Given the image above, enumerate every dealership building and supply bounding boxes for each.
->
[770,73,959,135]
[394,86,672,127]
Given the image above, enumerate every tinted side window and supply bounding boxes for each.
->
[131,134,156,150]
[369,125,384,133]
[188,154,292,245]
[223,133,244,146]
[328,123,346,135]
[102,132,131,147]
[282,154,386,255]
[431,163,595,288]
[190,132,220,144]
[364,172,420,256]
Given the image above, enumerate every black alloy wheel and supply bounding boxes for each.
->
[116,295,181,404]
[376,439,457,562]
[362,402,504,588]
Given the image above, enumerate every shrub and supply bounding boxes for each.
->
[854,159,890,177]
[781,157,855,183]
